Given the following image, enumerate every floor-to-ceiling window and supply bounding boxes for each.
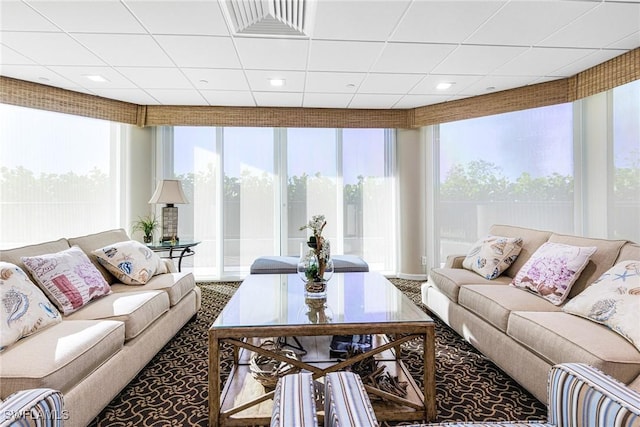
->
[0,104,120,248]
[612,80,640,242]
[435,103,574,261]
[170,127,395,279]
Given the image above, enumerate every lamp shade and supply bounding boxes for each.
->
[149,179,189,205]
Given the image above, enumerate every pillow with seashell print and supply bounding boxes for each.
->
[0,262,62,351]
[462,235,523,280]
[93,240,167,285]
[562,260,640,351]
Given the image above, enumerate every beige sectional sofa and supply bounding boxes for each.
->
[0,229,201,427]
[421,224,640,404]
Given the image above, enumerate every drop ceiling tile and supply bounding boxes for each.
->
[608,31,640,49]
[124,0,230,36]
[359,73,423,94]
[73,34,173,67]
[253,91,303,107]
[47,66,138,88]
[348,93,403,109]
[495,47,596,77]
[244,70,306,92]
[234,38,309,70]
[1,32,105,66]
[394,94,451,109]
[26,0,146,33]
[461,75,539,96]
[372,43,457,73]
[154,35,240,68]
[0,1,60,31]
[539,2,640,48]
[549,49,629,77]
[182,68,249,91]
[144,89,208,105]
[0,64,80,90]
[91,88,159,105]
[305,72,365,93]
[200,90,256,107]
[391,1,505,43]
[115,67,193,89]
[303,93,354,108]
[432,45,528,75]
[410,74,483,95]
[308,40,384,72]
[313,0,410,41]
[0,45,37,65]
[467,1,598,46]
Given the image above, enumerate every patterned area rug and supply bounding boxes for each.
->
[89,278,546,426]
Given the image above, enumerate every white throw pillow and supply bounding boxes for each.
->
[21,246,112,315]
[0,262,62,350]
[511,242,597,305]
[93,240,167,285]
[462,235,523,279]
[563,260,640,351]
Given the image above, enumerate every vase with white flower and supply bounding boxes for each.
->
[298,214,334,295]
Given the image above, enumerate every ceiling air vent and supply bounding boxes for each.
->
[223,0,308,37]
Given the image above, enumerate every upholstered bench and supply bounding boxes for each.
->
[250,255,369,274]
[271,371,378,427]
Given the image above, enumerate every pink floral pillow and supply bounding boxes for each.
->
[511,242,597,305]
[21,246,112,314]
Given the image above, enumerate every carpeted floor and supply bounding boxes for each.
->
[89,278,546,426]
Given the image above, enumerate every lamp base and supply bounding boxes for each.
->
[161,205,179,243]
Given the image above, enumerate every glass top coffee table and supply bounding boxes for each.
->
[208,272,436,427]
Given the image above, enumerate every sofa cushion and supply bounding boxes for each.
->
[0,263,62,351]
[507,311,640,384]
[110,272,195,307]
[67,229,131,285]
[0,320,125,396]
[511,242,597,305]
[563,260,640,351]
[488,224,552,278]
[93,240,167,285]
[0,239,71,283]
[21,246,112,315]
[428,268,512,303]
[458,285,562,332]
[462,235,523,279]
[548,233,627,298]
[64,290,169,340]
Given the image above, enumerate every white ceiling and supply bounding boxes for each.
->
[1,0,639,109]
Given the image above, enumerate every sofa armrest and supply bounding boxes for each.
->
[271,373,318,427]
[0,388,65,427]
[325,372,378,427]
[444,254,466,269]
[548,363,640,427]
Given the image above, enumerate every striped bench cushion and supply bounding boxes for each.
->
[271,373,318,427]
[324,371,378,427]
[0,388,64,427]
[548,363,640,427]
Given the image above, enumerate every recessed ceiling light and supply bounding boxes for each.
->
[346,83,356,88]
[83,74,109,83]
[38,77,50,82]
[199,79,209,84]
[436,82,454,90]
[269,78,285,87]
[486,86,496,91]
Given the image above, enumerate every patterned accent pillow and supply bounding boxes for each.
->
[21,246,112,315]
[0,262,62,350]
[511,242,597,305]
[563,260,640,351]
[92,240,167,285]
[462,235,523,279]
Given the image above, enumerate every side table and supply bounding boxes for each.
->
[147,240,200,272]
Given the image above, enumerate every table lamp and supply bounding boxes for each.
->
[149,179,189,243]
